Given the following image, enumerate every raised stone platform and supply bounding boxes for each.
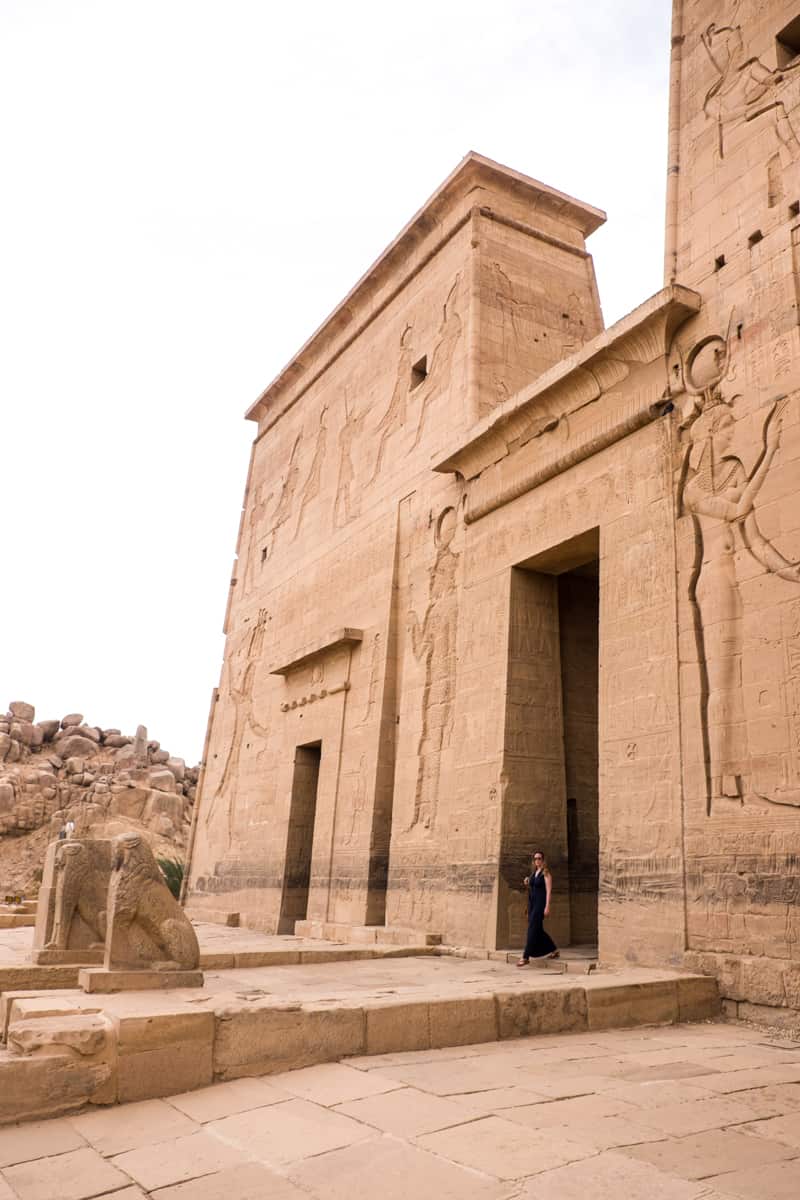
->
[0,949,719,1125]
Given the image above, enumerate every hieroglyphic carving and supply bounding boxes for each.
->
[702,5,800,165]
[263,435,301,560]
[334,394,366,528]
[356,632,383,726]
[371,326,415,483]
[295,405,328,539]
[412,277,462,449]
[341,756,367,844]
[407,506,459,830]
[678,330,800,812]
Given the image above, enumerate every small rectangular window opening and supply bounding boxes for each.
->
[410,355,427,389]
[715,254,726,271]
[749,230,764,248]
[790,200,800,218]
[777,16,800,68]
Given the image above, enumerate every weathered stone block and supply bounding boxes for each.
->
[363,1000,430,1055]
[586,980,678,1030]
[213,1002,364,1079]
[496,986,588,1039]
[428,995,497,1048]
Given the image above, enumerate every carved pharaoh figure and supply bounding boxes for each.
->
[334,395,365,528]
[294,405,328,539]
[407,506,459,830]
[207,612,271,845]
[371,325,415,483]
[412,277,462,449]
[263,434,301,559]
[702,8,800,165]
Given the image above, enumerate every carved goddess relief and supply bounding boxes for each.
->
[702,5,800,165]
[678,334,800,813]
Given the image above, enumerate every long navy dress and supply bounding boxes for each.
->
[523,870,557,959]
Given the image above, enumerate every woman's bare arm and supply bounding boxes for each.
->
[545,874,552,917]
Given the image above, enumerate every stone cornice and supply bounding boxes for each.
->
[434,285,701,487]
[270,628,363,677]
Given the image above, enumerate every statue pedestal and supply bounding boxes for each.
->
[31,947,105,966]
[78,967,204,993]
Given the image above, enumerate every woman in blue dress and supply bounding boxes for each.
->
[517,851,559,965]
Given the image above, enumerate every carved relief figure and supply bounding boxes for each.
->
[679,335,800,812]
[244,480,274,592]
[412,277,462,449]
[294,405,328,540]
[206,609,270,841]
[371,325,415,483]
[105,832,200,970]
[407,506,459,830]
[264,435,301,559]
[702,7,800,164]
[334,394,366,528]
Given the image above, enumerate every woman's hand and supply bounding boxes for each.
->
[523,876,530,887]
[544,906,550,917]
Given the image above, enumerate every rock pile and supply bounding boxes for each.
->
[0,701,199,888]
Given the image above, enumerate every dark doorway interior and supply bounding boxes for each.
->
[558,567,599,946]
[496,530,599,952]
[279,742,321,932]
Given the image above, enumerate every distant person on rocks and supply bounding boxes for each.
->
[517,851,559,966]
[58,824,67,840]
[64,819,75,839]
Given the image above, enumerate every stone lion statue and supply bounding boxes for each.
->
[47,840,108,951]
[106,832,199,971]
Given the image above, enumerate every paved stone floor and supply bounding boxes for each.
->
[2,1021,800,1198]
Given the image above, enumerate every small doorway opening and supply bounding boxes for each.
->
[279,741,321,932]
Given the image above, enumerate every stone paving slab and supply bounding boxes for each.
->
[0,1021,798,1197]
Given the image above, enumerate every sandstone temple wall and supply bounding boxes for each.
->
[187,1,800,1026]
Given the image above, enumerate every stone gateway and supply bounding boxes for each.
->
[186,1,800,1027]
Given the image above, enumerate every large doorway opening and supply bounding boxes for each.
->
[279,741,321,932]
[496,530,599,954]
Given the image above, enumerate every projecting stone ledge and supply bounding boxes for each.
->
[270,628,363,676]
[79,967,204,993]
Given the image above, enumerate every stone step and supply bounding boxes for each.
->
[0,968,720,1125]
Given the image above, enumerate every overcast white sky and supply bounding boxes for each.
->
[1,1,672,763]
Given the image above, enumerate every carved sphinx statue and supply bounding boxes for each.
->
[104,832,199,971]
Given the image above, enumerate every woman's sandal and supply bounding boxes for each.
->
[548,950,560,959]
[516,958,529,967]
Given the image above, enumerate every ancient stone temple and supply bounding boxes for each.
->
[187,0,800,1023]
